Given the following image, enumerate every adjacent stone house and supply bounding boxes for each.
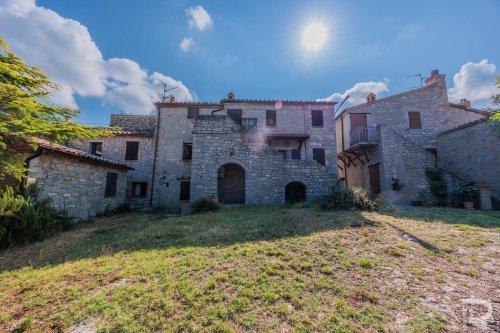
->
[24,138,129,218]
[335,70,489,205]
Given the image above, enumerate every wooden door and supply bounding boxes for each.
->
[350,114,368,143]
[368,164,381,194]
[218,163,245,204]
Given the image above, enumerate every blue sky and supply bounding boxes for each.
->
[1,0,499,125]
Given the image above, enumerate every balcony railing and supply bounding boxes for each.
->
[241,117,257,131]
[349,127,378,146]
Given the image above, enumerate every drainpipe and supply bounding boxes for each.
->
[211,107,224,115]
[149,107,161,207]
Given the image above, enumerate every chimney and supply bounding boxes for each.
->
[227,92,235,100]
[460,98,472,110]
[424,69,446,87]
[169,95,176,103]
[366,92,376,103]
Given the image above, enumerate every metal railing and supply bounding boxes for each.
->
[349,127,378,146]
[241,117,257,131]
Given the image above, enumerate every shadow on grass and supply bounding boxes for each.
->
[0,206,379,271]
[387,207,500,229]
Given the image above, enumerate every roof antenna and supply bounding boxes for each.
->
[160,82,178,102]
[405,73,424,89]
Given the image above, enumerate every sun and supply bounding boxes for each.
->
[301,22,327,52]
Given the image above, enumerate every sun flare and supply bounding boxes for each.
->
[301,22,327,52]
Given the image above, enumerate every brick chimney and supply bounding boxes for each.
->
[227,92,235,100]
[366,92,376,103]
[424,69,446,87]
[460,98,472,110]
[169,95,176,103]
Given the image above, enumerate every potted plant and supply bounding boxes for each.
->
[454,183,479,209]
[392,177,403,191]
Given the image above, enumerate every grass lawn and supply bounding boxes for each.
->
[0,206,499,332]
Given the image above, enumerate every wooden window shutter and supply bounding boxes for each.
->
[266,110,276,126]
[187,107,199,119]
[179,181,191,201]
[311,110,324,127]
[408,112,422,129]
[125,141,139,160]
[313,148,325,165]
[105,172,118,197]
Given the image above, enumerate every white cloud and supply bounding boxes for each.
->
[179,37,194,52]
[0,0,195,114]
[186,5,212,31]
[319,80,390,108]
[448,60,499,105]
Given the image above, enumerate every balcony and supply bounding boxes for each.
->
[349,127,378,147]
[241,117,257,131]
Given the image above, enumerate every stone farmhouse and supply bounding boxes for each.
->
[15,69,499,217]
[335,69,492,205]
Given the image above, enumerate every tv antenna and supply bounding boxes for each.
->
[160,82,178,102]
[405,73,424,89]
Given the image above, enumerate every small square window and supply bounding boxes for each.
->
[182,143,193,161]
[312,110,324,127]
[131,182,147,197]
[179,181,190,201]
[187,107,199,119]
[313,148,325,165]
[105,172,118,197]
[90,142,102,157]
[125,141,139,160]
[266,110,276,127]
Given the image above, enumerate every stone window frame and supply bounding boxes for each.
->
[266,110,276,127]
[125,141,140,161]
[104,172,118,197]
[311,110,324,127]
[131,181,147,198]
[182,142,193,161]
[179,180,191,201]
[89,141,103,157]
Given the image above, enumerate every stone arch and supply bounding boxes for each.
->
[285,181,306,204]
[218,163,245,204]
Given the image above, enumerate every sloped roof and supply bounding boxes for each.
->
[30,137,131,170]
[437,118,490,136]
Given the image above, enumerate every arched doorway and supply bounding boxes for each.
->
[285,182,306,204]
[218,163,245,204]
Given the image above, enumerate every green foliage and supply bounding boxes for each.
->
[452,183,479,203]
[0,37,111,182]
[317,186,384,211]
[190,197,221,214]
[425,168,447,203]
[0,186,75,248]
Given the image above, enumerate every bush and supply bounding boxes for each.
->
[190,197,220,214]
[317,186,384,211]
[0,186,75,249]
[452,183,479,203]
[425,167,447,203]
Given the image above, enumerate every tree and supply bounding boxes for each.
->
[491,74,500,121]
[0,37,110,182]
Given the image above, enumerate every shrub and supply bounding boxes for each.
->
[317,186,384,211]
[425,167,447,203]
[452,183,479,203]
[190,197,220,214]
[0,186,75,248]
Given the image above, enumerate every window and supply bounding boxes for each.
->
[90,142,102,157]
[105,172,118,197]
[311,110,324,127]
[182,143,193,161]
[125,141,139,160]
[313,148,325,165]
[278,150,288,160]
[408,112,422,129]
[228,109,242,125]
[266,110,276,127]
[291,148,301,160]
[187,107,199,119]
[179,181,190,201]
[131,182,147,197]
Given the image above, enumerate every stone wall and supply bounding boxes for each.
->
[110,114,156,133]
[437,120,500,199]
[190,115,337,205]
[27,154,127,218]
